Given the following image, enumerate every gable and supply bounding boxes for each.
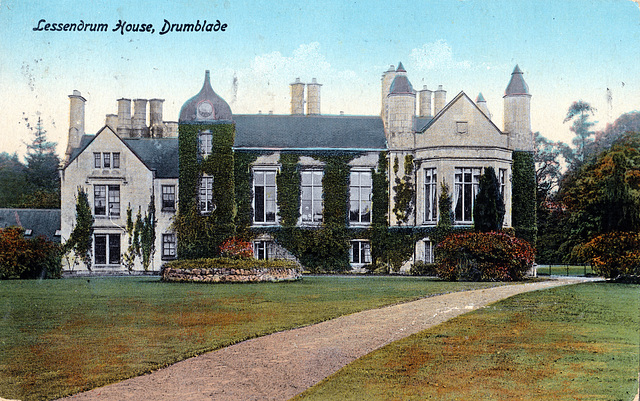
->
[416,92,508,149]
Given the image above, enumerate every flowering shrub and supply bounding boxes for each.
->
[219,237,254,259]
[579,231,640,279]
[0,226,62,279]
[436,232,535,281]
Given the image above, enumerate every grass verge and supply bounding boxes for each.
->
[294,282,640,401]
[0,275,503,400]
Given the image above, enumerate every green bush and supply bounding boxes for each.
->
[409,260,438,276]
[0,227,62,279]
[162,257,301,271]
[579,231,640,279]
[436,231,535,281]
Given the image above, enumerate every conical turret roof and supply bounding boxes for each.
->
[504,65,530,96]
[476,92,486,102]
[179,70,232,122]
[389,62,414,95]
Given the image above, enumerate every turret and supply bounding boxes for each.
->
[476,93,492,120]
[386,62,416,148]
[503,65,532,151]
[381,64,397,122]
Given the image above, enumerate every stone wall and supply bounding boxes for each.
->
[161,266,303,283]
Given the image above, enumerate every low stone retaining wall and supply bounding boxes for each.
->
[161,266,303,283]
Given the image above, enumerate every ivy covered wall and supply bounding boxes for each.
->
[511,150,537,246]
[175,122,236,259]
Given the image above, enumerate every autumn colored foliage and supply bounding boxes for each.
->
[579,231,640,279]
[436,232,535,281]
[0,226,62,279]
[219,237,254,259]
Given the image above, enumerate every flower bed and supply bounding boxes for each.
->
[161,257,303,283]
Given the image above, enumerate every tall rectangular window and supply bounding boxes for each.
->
[162,185,176,211]
[94,153,101,168]
[454,167,481,223]
[95,234,120,265]
[95,185,120,217]
[301,170,323,224]
[107,185,120,217]
[199,131,213,157]
[425,240,434,264]
[349,171,372,225]
[162,233,177,259]
[499,168,507,201]
[199,175,214,214]
[350,240,371,265]
[103,152,111,168]
[112,153,120,168]
[253,170,277,223]
[424,168,438,223]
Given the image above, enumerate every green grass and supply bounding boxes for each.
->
[0,275,504,401]
[294,282,640,401]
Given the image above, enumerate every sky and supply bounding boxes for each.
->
[1,0,639,159]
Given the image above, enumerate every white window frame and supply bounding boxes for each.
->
[424,240,434,264]
[300,170,323,225]
[94,233,120,265]
[94,185,120,217]
[253,170,278,224]
[350,240,371,265]
[254,240,270,260]
[161,185,176,211]
[199,175,214,214]
[349,170,372,225]
[454,167,481,224]
[199,131,213,157]
[162,233,177,259]
[424,168,438,224]
[499,168,507,202]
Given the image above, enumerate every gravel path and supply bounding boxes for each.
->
[63,278,589,401]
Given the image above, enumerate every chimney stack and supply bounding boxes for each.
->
[306,78,322,115]
[149,98,164,138]
[105,114,118,132]
[132,99,148,138]
[434,85,447,115]
[117,98,132,138]
[290,78,305,115]
[65,90,86,162]
[418,85,433,118]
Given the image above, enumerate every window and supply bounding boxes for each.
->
[301,170,323,224]
[199,131,212,157]
[103,152,111,168]
[253,170,277,223]
[499,168,507,201]
[199,175,214,214]
[162,185,176,211]
[424,240,434,264]
[350,240,371,265]
[424,168,437,223]
[94,185,120,217]
[162,234,177,259]
[112,153,120,168]
[94,152,119,168]
[94,153,101,168]
[349,171,372,224]
[254,241,269,260]
[95,234,120,265]
[454,167,481,223]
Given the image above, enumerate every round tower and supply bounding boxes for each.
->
[386,63,416,148]
[503,65,532,151]
[290,78,305,115]
[381,64,397,121]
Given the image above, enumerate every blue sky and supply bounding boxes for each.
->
[1,0,639,157]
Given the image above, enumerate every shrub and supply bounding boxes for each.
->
[0,226,62,279]
[410,260,438,276]
[579,231,640,279]
[163,257,300,271]
[219,237,254,259]
[436,232,535,281]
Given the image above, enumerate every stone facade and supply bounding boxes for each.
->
[161,266,303,283]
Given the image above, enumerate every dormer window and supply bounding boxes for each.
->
[199,131,213,157]
[456,121,468,134]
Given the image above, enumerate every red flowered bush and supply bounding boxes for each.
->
[219,237,254,259]
[0,226,62,279]
[436,231,535,281]
[579,231,640,279]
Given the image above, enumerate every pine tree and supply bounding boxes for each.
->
[22,117,61,208]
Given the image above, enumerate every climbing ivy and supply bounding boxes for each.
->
[175,122,236,259]
[392,154,415,225]
[234,151,261,238]
[65,187,94,270]
[512,151,537,246]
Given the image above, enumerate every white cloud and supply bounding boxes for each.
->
[409,40,472,71]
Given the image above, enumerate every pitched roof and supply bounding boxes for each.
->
[233,115,386,150]
[420,91,504,135]
[123,138,179,178]
[0,209,61,242]
[504,64,530,96]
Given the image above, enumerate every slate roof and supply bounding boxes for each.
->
[124,138,179,178]
[504,65,530,96]
[0,209,61,242]
[389,74,415,95]
[233,115,386,150]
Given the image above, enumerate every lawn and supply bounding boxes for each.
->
[0,275,504,401]
[294,282,640,401]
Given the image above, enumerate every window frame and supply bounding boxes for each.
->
[199,175,214,214]
[162,233,177,260]
[254,240,270,260]
[253,169,278,224]
[424,167,438,224]
[454,167,481,224]
[94,233,120,265]
[161,185,176,211]
[300,170,323,225]
[94,185,120,217]
[350,240,371,265]
[199,131,213,157]
[349,170,372,226]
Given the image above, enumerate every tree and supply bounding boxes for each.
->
[563,100,597,166]
[534,132,570,196]
[65,188,94,270]
[0,152,26,207]
[20,117,61,208]
[473,167,505,232]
